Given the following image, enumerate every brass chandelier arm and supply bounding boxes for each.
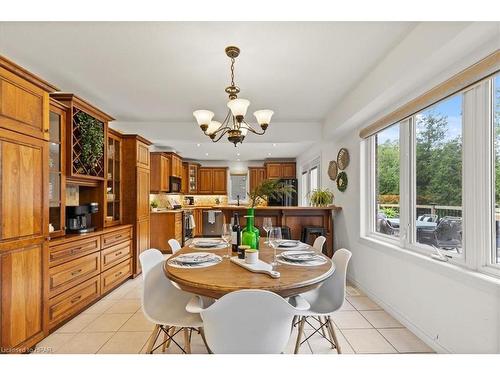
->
[210,127,231,142]
[241,119,266,135]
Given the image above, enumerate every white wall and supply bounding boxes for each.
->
[298,23,500,353]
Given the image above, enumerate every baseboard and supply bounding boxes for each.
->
[346,275,451,354]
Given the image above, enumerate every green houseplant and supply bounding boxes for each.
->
[76,111,104,168]
[150,199,159,212]
[309,188,334,207]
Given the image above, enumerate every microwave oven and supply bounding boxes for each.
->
[169,176,181,193]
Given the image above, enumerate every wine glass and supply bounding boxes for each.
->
[262,217,273,244]
[269,227,282,267]
[221,224,232,258]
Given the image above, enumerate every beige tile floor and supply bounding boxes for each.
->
[36,277,434,354]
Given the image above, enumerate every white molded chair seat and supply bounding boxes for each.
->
[168,239,182,254]
[190,290,302,354]
[140,248,207,353]
[312,235,326,253]
[290,248,352,353]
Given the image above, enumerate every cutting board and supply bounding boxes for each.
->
[230,256,280,278]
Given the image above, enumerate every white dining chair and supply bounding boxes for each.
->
[140,248,209,354]
[290,248,352,354]
[312,235,326,253]
[168,238,182,254]
[187,289,304,354]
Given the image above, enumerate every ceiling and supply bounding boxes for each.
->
[0,22,417,160]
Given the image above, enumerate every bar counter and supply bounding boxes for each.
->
[216,205,341,257]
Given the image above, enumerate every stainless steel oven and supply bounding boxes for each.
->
[202,210,223,237]
[183,209,194,243]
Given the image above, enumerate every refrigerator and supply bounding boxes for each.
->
[267,178,298,207]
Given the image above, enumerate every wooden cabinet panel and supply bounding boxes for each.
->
[48,275,100,330]
[136,141,150,168]
[136,219,150,272]
[150,154,169,192]
[137,168,150,220]
[150,212,182,253]
[101,227,132,249]
[0,129,46,241]
[1,243,45,350]
[281,163,296,178]
[198,168,213,194]
[249,167,266,192]
[101,240,132,271]
[48,252,100,298]
[49,236,101,267]
[266,163,282,179]
[0,67,48,140]
[101,258,132,294]
[212,168,227,194]
[193,209,203,237]
[188,163,199,193]
[181,162,189,193]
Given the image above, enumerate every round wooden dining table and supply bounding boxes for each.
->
[163,240,335,299]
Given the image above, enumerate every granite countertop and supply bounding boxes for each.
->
[214,205,342,210]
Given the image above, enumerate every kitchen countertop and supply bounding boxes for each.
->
[214,205,342,211]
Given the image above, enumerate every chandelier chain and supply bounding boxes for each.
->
[230,57,235,87]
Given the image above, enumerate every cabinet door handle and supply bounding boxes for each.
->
[70,295,82,303]
[115,251,123,257]
[70,247,82,254]
[115,271,123,277]
[71,269,82,276]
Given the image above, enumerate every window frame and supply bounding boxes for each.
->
[300,157,321,206]
[364,74,500,278]
[228,172,249,205]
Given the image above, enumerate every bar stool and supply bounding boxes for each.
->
[280,226,292,240]
[302,227,327,254]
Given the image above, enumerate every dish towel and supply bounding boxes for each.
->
[208,210,216,224]
[189,214,196,229]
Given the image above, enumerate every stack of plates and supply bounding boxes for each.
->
[280,250,322,262]
[173,252,220,265]
[277,240,310,251]
[189,239,227,249]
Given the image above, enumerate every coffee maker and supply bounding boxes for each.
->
[66,203,99,233]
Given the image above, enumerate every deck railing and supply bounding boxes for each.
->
[378,204,463,219]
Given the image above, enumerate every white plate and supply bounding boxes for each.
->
[277,240,301,248]
[281,250,318,261]
[174,252,217,264]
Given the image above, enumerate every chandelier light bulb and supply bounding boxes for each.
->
[206,120,222,135]
[227,98,250,119]
[253,110,274,126]
[193,110,215,128]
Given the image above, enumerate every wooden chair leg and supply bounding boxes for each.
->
[146,324,161,354]
[199,327,212,354]
[318,317,328,340]
[326,317,341,354]
[161,325,170,352]
[183,327,191,354]
[293,317,306,354]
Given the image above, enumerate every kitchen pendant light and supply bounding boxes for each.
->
[193,46,273,146]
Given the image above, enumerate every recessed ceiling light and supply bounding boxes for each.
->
[268,152,272,156]
[205,153,209,156]
[237,159,240,161]
[237,153,240,156]
[196,143,201,147]
[272,143,276,147]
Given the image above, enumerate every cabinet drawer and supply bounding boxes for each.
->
[102,227,132,249]
[101,258,132,294]
[48,275,100,329]
[49,236,101,267]
[101,240,132,271]
[49,252,101,297]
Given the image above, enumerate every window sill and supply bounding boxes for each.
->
[359,234,500,293]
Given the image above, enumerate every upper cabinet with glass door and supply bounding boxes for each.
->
[48,99,67,238]
[105,128,122,226]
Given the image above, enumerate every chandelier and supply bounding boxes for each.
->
[193,46,274,147]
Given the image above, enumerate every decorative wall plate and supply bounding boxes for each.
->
[337,148,350,170]
[328,160,338,181]
[337,171,348,192]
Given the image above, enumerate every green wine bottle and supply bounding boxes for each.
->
[242,208,260,250]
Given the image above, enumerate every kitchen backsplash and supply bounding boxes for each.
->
[150,193,228,208]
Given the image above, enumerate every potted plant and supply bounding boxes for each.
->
[150,199,159,212]
[243,180,296,249]
[309,188,334,207]
[76,112,104,169]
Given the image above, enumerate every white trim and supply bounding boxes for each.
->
[227,172,249,205]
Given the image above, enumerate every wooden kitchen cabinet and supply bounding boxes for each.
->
[249,167,266,192]
[188,163,200,193]
[193,208,203,237]
[122,135,152,276]
[105,128,123,227]
[150,153,170,192]
[198,167,228,194]
[181,162,189,193]
[171,153,182,178]
[150,212,183,253]
[264,162,296,179]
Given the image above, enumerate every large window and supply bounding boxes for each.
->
[301,160,320,206]
[229,173,248,203]
[375,123,400,238]
[494,75,500,265]
[366,71,500,278]
[414,95,463,254]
